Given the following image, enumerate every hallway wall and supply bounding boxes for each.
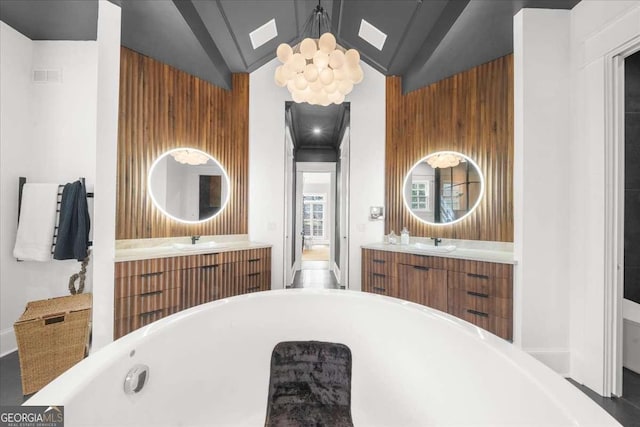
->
[249,58,385,290]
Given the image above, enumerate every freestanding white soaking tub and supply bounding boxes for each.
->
[27,289,619,426]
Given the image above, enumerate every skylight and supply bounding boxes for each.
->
[358,19,387,51]
[249,19,278,50]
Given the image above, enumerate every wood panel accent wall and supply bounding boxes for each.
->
[386,55,513,242]
[116,47,249,239]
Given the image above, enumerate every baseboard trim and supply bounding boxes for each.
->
[524,348,570,376]
[1,327,17,358]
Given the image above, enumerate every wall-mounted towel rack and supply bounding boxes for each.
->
[17,177,94,259]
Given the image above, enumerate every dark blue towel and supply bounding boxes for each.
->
[53,180,90,261]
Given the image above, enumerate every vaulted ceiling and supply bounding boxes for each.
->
[1,0,580,156]
[1,0,580,93]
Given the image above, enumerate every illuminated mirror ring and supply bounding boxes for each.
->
[402,151,484,226]
[148,148,230,224]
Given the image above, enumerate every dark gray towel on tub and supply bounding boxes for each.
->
[265,341,353,427]
[53,180,90,261]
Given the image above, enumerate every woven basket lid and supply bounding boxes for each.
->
[17,293,92,323]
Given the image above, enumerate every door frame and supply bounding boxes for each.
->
[283,126,295,286]
[604,36,640,397]
[339,130,350,288]
[294,163,336,274]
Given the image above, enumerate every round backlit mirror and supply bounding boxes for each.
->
[403,151,484,225]
[148,148,230,223]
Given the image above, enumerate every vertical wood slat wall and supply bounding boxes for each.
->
[116,47,249,239]
[386,55,514,242]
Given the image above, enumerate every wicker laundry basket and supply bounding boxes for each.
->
[14,293,92,395]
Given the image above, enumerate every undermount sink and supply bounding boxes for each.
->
[172,241,218,251]
[412,242,457,253]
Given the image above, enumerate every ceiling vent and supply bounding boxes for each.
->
[358,19,387,51]
[32,69,62,84]
[249,19,278,50]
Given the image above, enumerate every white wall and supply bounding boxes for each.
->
[513,9,571,374]
[92,0,121,351]
[249,58,385,290]
[568,0,640,394]
[0,22,99,356]
[344,63,386,291]
[0,22,34,356]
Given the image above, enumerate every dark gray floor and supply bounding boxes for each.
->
[290,261,340,289]
[568,369,640,426]
[0,351,30,405]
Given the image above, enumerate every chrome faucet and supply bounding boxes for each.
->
[191,235,200,245]
[431,237,442,247]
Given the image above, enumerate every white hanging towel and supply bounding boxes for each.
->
[13,183,59,261]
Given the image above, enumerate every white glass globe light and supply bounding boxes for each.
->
[319,68,334,85]
[329,50,345,69]
[344,49,360,67]
[274,66,287,87]
[291,53,306,73]
[294,74,308,90]
[303,64,319,82]
[313,51,329,69]
[318,32,336,52]
[300,38,317,60]
[277,43,293,63]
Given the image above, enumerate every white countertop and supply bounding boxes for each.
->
[115,236,272,262]
[362,239,515,265]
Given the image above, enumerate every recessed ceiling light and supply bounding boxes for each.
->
[313,127,321,135]
[358,19,387,51]
[249,19,278,50]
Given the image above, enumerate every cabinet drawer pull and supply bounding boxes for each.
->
[467,273,489,279]
[413,265,430,271]
[247,286,260,291]
[467,309,489,318]
[201,264,219,270]
[140,290,162,297]
[372,286,386,292]
[140,271,163,278]
[372,273,385,278]
[248,272,260,277]
[248,258,260,263]
[139,309,163,318]
[466,291,489,298]
[372,259,385,264]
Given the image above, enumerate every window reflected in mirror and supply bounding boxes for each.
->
[148,148,230,223]
[403,151,484,225]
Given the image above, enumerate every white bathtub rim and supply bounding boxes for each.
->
[25,289,619,426]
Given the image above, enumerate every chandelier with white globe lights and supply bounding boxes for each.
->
[274,2,363,106]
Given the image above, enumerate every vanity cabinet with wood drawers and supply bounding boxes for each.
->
[114,247,271,339]
[362,248,513,340]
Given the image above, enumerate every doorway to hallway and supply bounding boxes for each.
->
[283,102,350,289]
